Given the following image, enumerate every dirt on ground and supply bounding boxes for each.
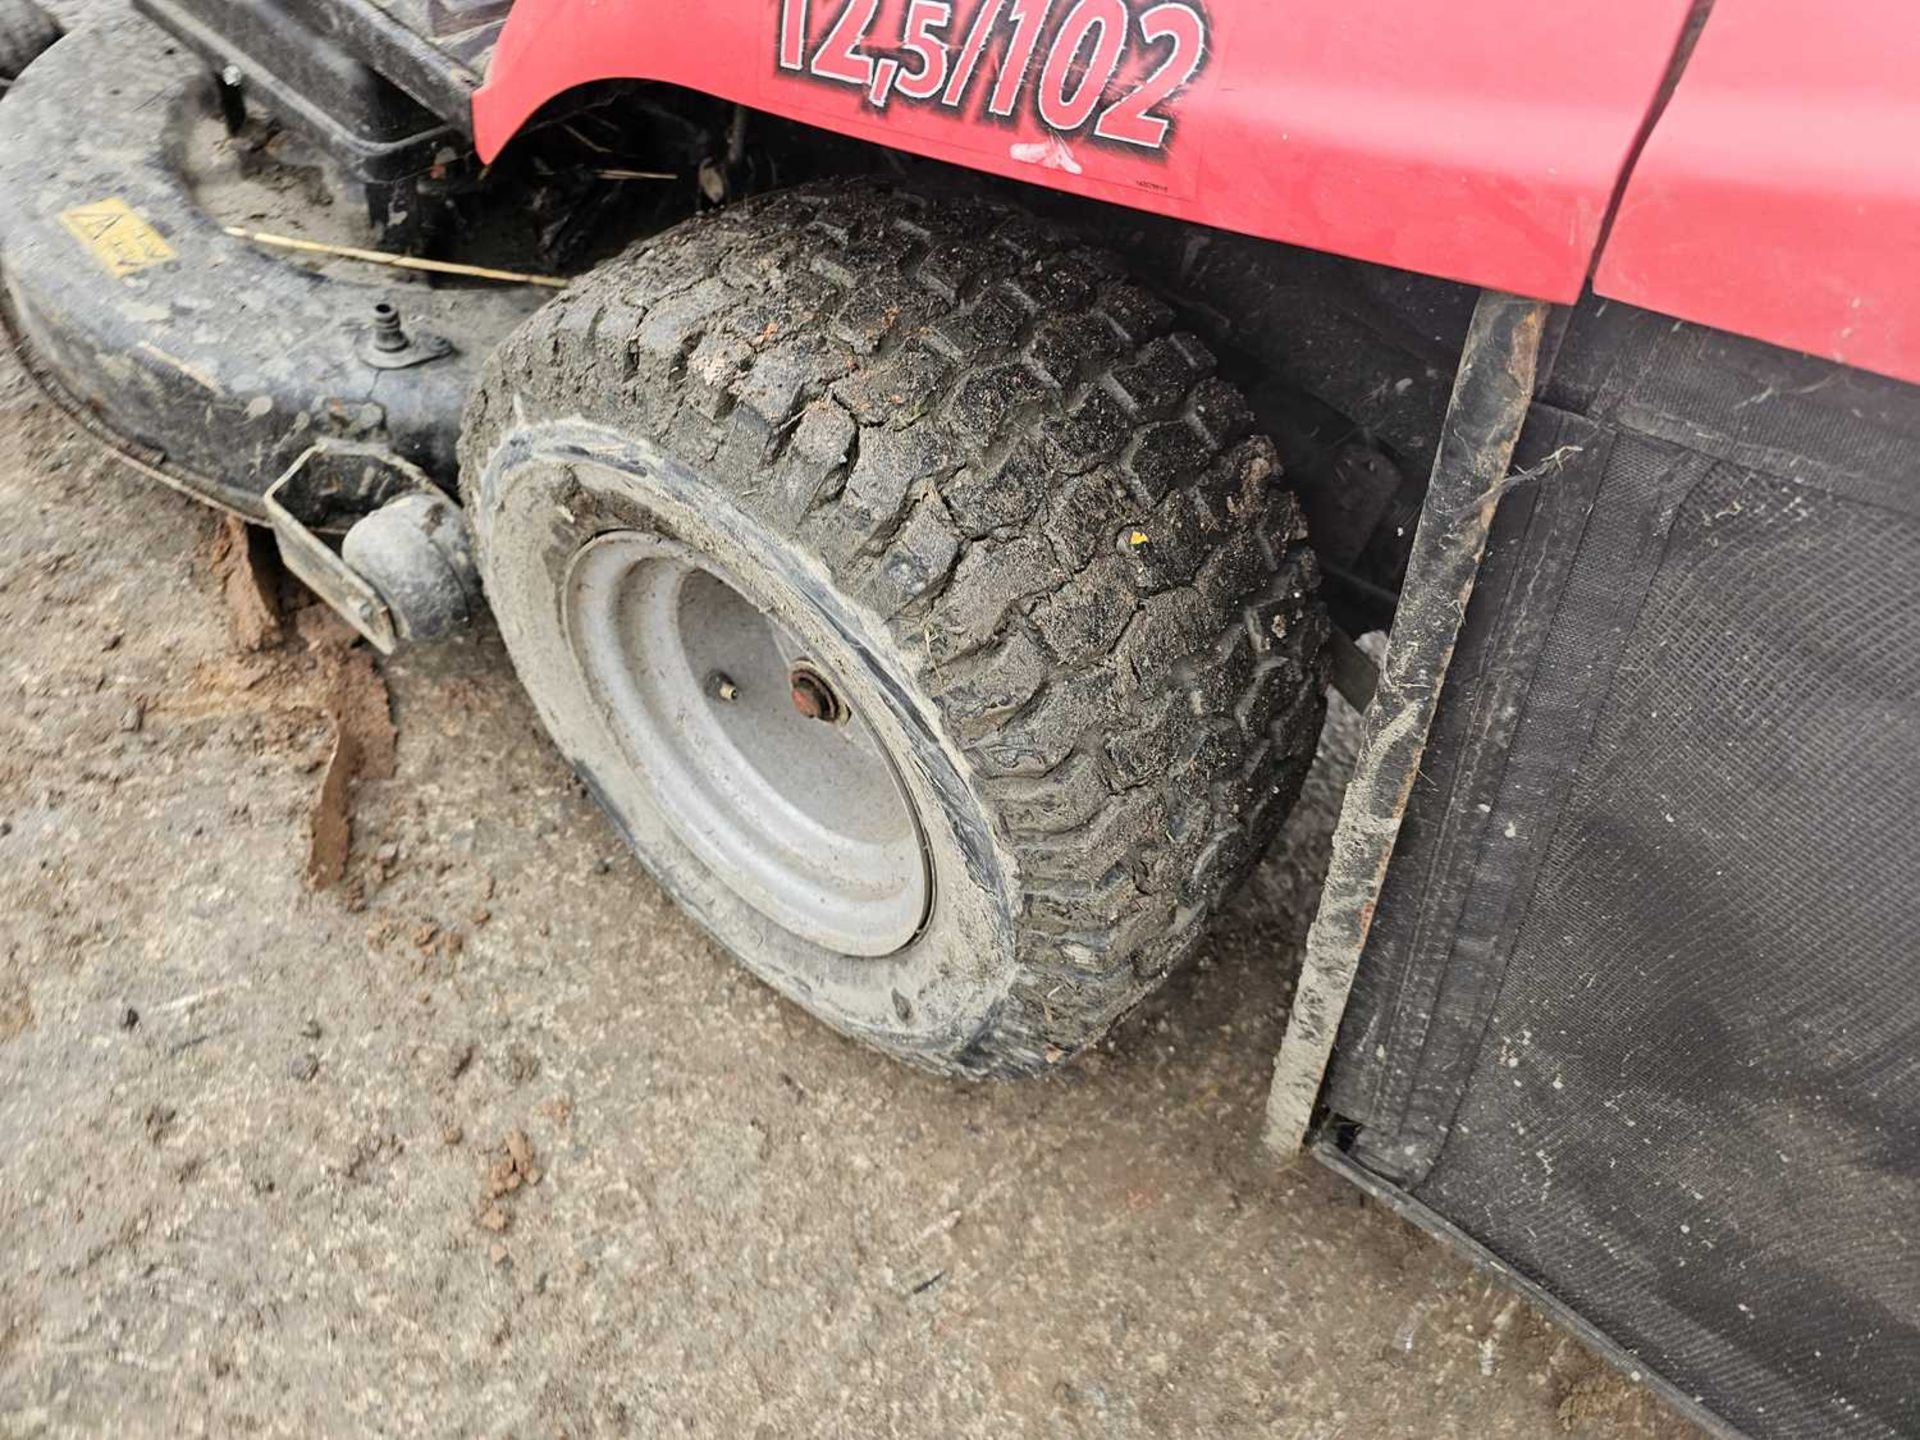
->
[0,333,1711,1439]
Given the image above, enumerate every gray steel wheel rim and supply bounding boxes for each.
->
[562,531,930,958]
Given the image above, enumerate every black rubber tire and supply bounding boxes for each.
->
[460,180,1327,1077]
[0,0,59,83]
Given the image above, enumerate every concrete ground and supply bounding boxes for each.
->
[0,17,1700,1430]
[0,341,1704,1440]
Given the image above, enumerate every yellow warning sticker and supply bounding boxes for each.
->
[59,198,176,279]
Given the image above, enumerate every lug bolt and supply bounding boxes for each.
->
[788,664,843,723]
[708,671,740,704]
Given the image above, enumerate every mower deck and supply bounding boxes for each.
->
[0,16,538,518]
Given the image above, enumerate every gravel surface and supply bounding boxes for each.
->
[0,14,1701,1434]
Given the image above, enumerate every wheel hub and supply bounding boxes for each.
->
[786,662,844,724]
[562,531,930,958]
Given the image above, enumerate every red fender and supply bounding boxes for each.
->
[474,0,1694,302]
[1595,0,1920,386]
[475,1,1920,385]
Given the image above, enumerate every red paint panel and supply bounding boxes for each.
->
[1596,0,1920,386]
[474,0,1694,302]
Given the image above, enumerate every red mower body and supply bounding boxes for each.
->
[474,0,1920,385]
[1596,0,1920,387]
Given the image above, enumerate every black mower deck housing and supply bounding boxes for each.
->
[0,15,538,518]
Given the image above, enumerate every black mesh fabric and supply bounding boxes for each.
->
[1324,304,1920,1440]
[1414,464,1920,1438]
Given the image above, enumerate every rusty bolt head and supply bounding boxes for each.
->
[788,664,843,724]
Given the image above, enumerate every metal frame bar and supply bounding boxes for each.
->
[1264,288,1553,1156]
[283,0,489,129]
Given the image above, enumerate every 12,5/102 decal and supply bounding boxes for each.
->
[776,0,1212,154]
